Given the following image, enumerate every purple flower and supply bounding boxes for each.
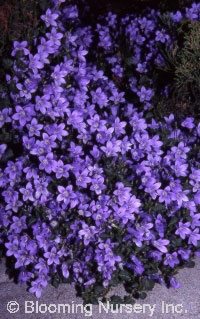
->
[137,86,154,102]
[29,279,47,298]
[152,239,169,253]
[41,8,59,27]
[0,108,12,128]
[171,142,190,159]
[29,54,44,73]
[114,182,131,203]
[79,224,98,245]
[181,117,195,129]
[136,62,147,73]
[52,123,68,141]
[155,214,166,238]
[38,37,55,55]
[19,182,34,201]
[110,89,125,104]
[144,178,161,200]
[178,248,191,260]
[123,195,141,214]
[42,133,57,149]
[52,64,68,85]
[57,185,77,207]
[148,250,163,261]
[44,247,60,265]
[169,276,180,289]
[0,208,12,227]
[171,161,188,177]
[30,141,46,156]
[114,205,135,224]
[35,95,52,114]
[188,228,200,246]
[185,6,199,20]
[68,142,84,158]
[62,263,69,278]
[175,221,191,239]
[2,188,18,203]
[87,114,106,133]
[130,255,144,275]
[11,41,29,56]
[35,258,49,275]
[77,46,88,62]
[155,29,170,43]
[195,250,200,258]
[104,247,121,267]
[0,144,7,158]
[12,105,33,127]
[100,140,121,157]
[26,118,43,137]
[5,160,23,179]
[164,252,179,268]
[53,160,70,179]
[39,153,56,174]
[75,169,91,188]
[18,269,33,283]
[46,27,63,46]
[91,88,108,108]
[5,199,23,213]
[16,83,32,100]
[90,177,106,195]
[10,216,27,233]
[191,213,200,228]
[22,136,35,151]
[5,239,19,257]
[171,189,189,207]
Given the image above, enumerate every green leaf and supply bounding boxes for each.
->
[132,291,140,299]
[3,58,13,69]
[145,112,153,119]
[51,276,60,288]
[16,59,27,70]
[94,285,105,295]
[125,57,134,66]
[143,279,155,291]
[123,295,135,304]
[110,295,124,304]
[27,216,37,226]
[171,238,182,247]
[168,216,178,227]
[99,232,110,240]
[131,281,139,289]
[62,276,72,284]
[110,277,121,286]
[50,233,57,240]
[196,241,200,248]
[145,263,158,274]
[139,292,147,300]
[0,85,5,93]
[184,260,195,268]
[84,296,99,305]
[39,0,50,11]
[119,270,131,282]
[154,203,166,213]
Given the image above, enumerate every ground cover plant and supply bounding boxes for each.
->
[0,0,200,305]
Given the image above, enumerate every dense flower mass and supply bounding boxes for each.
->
[0,0,200,302]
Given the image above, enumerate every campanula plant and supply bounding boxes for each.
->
[0,0,200,305]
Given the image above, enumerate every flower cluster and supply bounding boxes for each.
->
[0,0,200,302]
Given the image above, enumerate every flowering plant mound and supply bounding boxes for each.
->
[1,0,200,304]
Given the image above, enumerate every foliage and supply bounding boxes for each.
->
[155,17,200,118]
[0,0,200,305]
